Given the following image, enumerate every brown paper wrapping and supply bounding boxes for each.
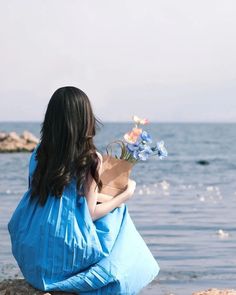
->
[99,154,135,197]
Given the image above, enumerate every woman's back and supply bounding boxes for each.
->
[8,146,112,289]
[8,86,160,294]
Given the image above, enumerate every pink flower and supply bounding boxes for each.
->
[132,115,149,125]
[124,127,142,144]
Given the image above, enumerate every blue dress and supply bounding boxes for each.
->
[8,145,160,294]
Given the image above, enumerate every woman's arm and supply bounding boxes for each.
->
[92,191,128,221]
[97,192,113,202]
[97,192,123,208]
[84,151,130,221]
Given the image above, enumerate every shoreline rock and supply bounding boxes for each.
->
[192,288,236,295]
[1,279,236,295]
[0,131,39,153]
[0,279,76,294]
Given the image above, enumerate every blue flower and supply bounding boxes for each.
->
[132,149,140,160]
[129,145,153,161]
[156,140,168,159]
[126,137,143,152]
[125,133,166,162]
[126,143,138,154]
[140,131,152,143]
[138,145,153,161]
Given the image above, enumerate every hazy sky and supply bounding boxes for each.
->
[0,0,236,122]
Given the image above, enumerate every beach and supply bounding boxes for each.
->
[1,122,236,294]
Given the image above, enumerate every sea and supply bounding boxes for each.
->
[0,122,236,295]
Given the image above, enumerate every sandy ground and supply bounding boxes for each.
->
[1,279,236,295]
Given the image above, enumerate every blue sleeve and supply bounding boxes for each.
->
[28,143,40,189]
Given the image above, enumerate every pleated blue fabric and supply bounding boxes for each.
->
[8,145,160,294]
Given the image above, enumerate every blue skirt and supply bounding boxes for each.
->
[7,149,160,294]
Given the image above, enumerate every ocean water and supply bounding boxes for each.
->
[0,122,236,295]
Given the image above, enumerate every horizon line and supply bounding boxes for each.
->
[0,120,236,124]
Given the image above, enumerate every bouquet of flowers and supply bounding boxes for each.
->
[118,115,168,162]
[99,115,168,198]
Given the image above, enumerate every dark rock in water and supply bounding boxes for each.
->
[196,160,210,165]
[0,278,76,294]
[0,131,39,153]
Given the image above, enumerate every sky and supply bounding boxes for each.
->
[0,0,236,122]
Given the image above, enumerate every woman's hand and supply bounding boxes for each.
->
[124,178,136,200]
[114,179,136,208]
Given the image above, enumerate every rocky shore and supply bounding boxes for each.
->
[192,289,236,295]
[0,279,236,295]
[0,279,76,295]
[0,131,39,153]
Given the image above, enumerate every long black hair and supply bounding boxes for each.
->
[30,86,103,206]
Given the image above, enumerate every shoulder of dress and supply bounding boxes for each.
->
[29,143,40,162]
[32,142,40,156]
[36,141,41,150]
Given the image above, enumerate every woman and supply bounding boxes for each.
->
[8,86,160,294]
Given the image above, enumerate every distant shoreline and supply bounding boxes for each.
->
[0,121,236,124]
